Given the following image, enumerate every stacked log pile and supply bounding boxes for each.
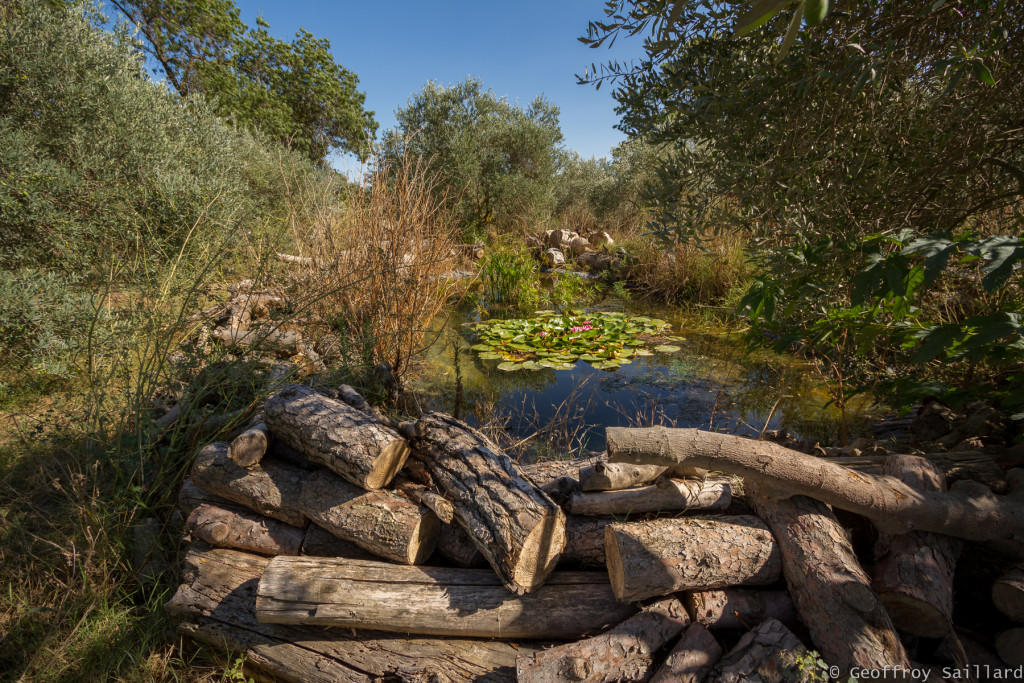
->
[167,386,1024,681]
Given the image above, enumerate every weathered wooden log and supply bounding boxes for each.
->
[606,426,1024,543]
[873,454,961,638]
[569,476,731,516]
[684,589,798,631]
[179,475,245,517]
[166,546,529,682]
[212,326,303,352]
[391,474,455,524]
[228,421,270,468]
[519,453,606,490]
[997,628,1024,666]
[191,444,307,528]
[436,522,486,568]
[604,515,782,602]
[650,623,723,683]
[185,503,304,556]
[264,384,409,490]
[993,564,1024,623]
[255,556,635,639]
[829,450,1007,493]
[579,461,666,491]
[300,469,438,565]
[560,516,613,568]
[710,618,806,683]
[749,486,910,674]
[274,252,312,265]
[411,412,566,593]
[299,524,378,560]
[516,598,690,683]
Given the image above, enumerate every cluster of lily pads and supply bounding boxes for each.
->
[469,310,683,371]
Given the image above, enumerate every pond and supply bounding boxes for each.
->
[409,277,881,458]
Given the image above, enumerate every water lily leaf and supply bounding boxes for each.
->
[635,349,654,356]
[591,360,621,370]
[654,345,681,353]
[478,352,503,360]
[580,353,603,362]
[497,362,523,371]
[471,344,493,352]
[521,360,543,371]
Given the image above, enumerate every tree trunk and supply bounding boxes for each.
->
[604,515,781,602]
[578,461,666,491]
[191,444,308,528]
[650,623,723,683]
[993,564,1024,623]
[254,556,635,639]
[228,422,271,469]
[410,412,566,594]
[749,486,910,674]
[264,384,409,491]
[684,589,798,631]
[710,618,806,683]
[873,454,960,638]
[299,524,378,561]
[436,522,487,568]
[516,598,690,683]
[996,628,1024,667]
[569,476,731,516]
[606,426,1024,543]
[165,546,530,682]
[300,469,439,565]
[560,516,614,568]
[185,503,304,557]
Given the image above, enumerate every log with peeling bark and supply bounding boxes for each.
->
[299,524,378,561]
[578,461,666,491]
[300,469,438,565]
[166,546,530,682]
[185,503,304,556]
[996,628,1024,666]
[410,412,567,594]
[264,384,409,490]
[569,476,731,516]
[436,522,486,568]
[684,589,798,631]
[519,453,606,490]
[650,623,723,683]
[191,444,308,528]
[873,454,961,638]
[604,515,782,602]
[749,486,910,674]
[993,564,1024,623]
[711,618,806,683]
[606,426,1024,544]
[560,516,613,568]
[516,598,690,683]
[228,420,271,468]
[255,556,635,639]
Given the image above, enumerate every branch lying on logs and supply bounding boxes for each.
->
[650,623,722,683]
[255,556,635,639]
[519,452,607,490]
[604,515,781,602]
[606,426,1024,544]
[516,598,690,683]
[275,252,312,265]
[578,461,666,491]
[185,503,304,556]
[568,476,731,516]
[684,589,798,631]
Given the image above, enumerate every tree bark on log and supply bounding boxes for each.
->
[604,515,782,602]
[569,476,731,516]
[191,444,308,528]
[519,453,606,490]
[996,628,1024,666]
[749,486,910,674]
[299,469,439,565]
[578,461,666,491]
[299,524,379,561]
[228,422,270,468]
[212,326,303,353]
[436,522,487,568]
[684,589,798,631]
[827,450,1007,494]
[264,384,409,490]
[165,546,530,682]
[516,598,690,683]
[993,564,1024,623]
[710,618,806,683]
[560,516,614,568]
[411,412,566,594]
[179,475,246,517]
[650,623,723,683]
[391,474,455,524]
[606,426,1024,543]
[873,454,960,638]
[255,556,635,639]
[185,503,304,556]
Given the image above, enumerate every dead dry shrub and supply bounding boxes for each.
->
[622,231,750,305]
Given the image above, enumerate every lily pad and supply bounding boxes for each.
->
[497,361,523,371]
[654,345,681,353]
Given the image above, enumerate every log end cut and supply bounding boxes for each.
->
[365,439,412,491]
[514,509,568,593]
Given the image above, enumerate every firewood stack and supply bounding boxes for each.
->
[166,385,1024,682]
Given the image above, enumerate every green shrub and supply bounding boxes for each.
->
[479,243,541,311]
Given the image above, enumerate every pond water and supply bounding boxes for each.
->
[410,277,880,457]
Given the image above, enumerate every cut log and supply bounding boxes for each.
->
[191,444,307,528]
[650,623,723,683]
[749,487,910,674]
[166,546,529,682]
[569,476,731,516]
[299,524,378,561]
[275,252,312,265]
[604,515,782,602]
[578,461,666,491]
[684,589,798,631]
[185,503,304,556]
[299,469,438,565]
[228,422,270,468]
[410,412,566,594]
[993,564,1024,623]
[212,326,302,353]
[710,618,806,683]
[264,384,409,490]
[178,475,245,517]
[520,452,607,490]
[255,556,635,639]
[996,628,1024,667]
[873,454,961,638]
[436,522,487,568]
[561,516,613,568]
[516,598,690,683]
[391,474,455,524]
[606,426,1024,544]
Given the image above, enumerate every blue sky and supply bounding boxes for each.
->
[228,0,648,170]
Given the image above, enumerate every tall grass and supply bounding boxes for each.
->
[478,241,542,311]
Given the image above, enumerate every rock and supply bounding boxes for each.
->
[547,229,577,250]
[569,236,591,257]
[544,248,566,268]
[591,231,614,248]
[911,400,961,442]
